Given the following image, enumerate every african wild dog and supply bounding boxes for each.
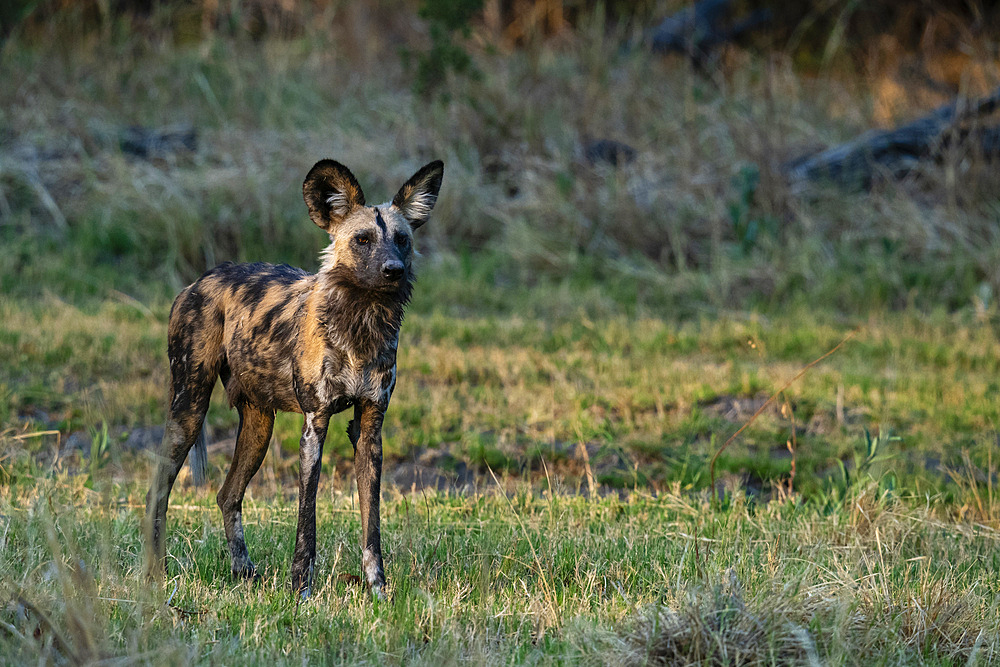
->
[144,159,444,598]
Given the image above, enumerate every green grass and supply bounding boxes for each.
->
[5,278,1000,663]
[3,474,999,665]
[5,1,1000,663]
[4,287,1000,500]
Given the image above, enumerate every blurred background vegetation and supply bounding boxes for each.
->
[2,0,1000,498]
[3,0,999,312]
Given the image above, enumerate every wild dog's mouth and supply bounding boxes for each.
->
[359,269,411,293]
[380,259,405,283]
[372,279,409,293]
[324,263,412,295]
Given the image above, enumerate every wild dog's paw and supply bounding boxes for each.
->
[369,581,388,602]
[290,561,314,599]
[362,548,386,595]
[231,561,259,581]
[142,560,166,583]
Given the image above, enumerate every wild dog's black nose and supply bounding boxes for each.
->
[381,260,404,281]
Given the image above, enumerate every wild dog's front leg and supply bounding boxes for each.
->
[290,411,330,596]
[354,399,386,597]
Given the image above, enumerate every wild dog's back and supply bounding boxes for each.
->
[167,261,312,414]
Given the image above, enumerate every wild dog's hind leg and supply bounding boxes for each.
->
[217,403,275,578]
[145,373,215,579]
[145,285,223,580]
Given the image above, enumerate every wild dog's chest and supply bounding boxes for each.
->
[299,346,396,413]
[332,353,394,403]
[292,284,402,413]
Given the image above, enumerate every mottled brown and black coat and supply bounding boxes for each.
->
[145,159,444,597]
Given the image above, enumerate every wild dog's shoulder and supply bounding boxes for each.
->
[198,261,310,288]
[170,261,313,326]
[175,262,311,306]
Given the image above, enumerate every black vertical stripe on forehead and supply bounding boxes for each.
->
[374,207,387,234]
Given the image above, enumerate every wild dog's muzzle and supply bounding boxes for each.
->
[380,259,404,281]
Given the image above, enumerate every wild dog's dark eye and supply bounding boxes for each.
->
[355,234,370,245]
[394,233,409,248]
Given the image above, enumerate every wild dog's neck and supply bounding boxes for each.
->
[315,265,412,361]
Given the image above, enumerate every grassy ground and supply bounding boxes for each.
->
[4,2,1000,663]
[5,287,1000,501]
[3,472,1000,664]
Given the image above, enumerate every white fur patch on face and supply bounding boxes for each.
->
[318,241,338,272]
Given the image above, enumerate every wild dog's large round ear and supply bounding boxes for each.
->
[303,160,366,232]
[392,160,444,229]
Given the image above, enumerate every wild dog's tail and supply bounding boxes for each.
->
[188,424,208,486]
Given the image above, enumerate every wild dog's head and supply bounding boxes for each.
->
[303,159,444,293]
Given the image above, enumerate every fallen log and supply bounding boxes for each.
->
[120,123,197,159]
[583,138,637,167]
[783,87,1000,190]
[649,0,771,63]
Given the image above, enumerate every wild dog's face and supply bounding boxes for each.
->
[303,160,444,291]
